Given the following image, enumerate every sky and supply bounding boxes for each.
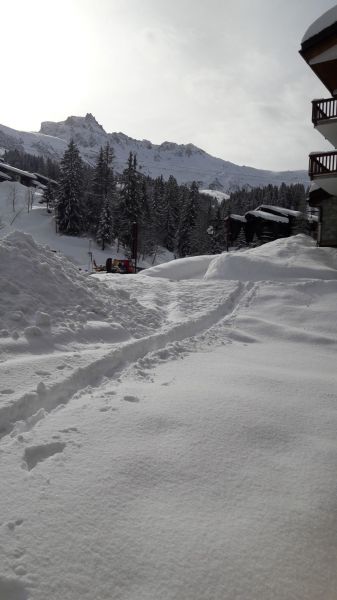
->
[2,0,337,171]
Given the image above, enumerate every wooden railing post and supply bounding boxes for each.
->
[312,98,337,125]
[309,151,337,177]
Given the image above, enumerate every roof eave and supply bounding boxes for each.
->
[300,21,337,55]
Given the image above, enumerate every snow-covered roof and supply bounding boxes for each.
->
[0,171,12,181]
[0,162,37,180]
[230,214,246,222]
[308,182,320,193]
[302,5,337,44]
[246,210,289,224]
[257,205,302,218]
[32,181,47,190]
[33,172,58,186]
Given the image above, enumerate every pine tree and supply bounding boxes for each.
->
[210,206,227,253]
[96,196,114,250]
[43,181,56,211]
[165,176,180,252]
[92,143,115,200]
[118,152,141,252]
[138,179,156,259]
[56,140,84,235]
[86,143,116,234]
[175,182,199,257]
[150,175,167,247]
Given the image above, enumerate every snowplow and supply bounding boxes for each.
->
[93,258,135,274]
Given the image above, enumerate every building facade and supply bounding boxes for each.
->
[300,6,337,246]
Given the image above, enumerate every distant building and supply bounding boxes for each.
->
[300,6,337,246]
[0,162,58,190]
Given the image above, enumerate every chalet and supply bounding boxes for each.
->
[245,209,290,243]
[226,214,246,243]
[0,162,58,191]
[33,172,58,188]
[0,162,39,187]
[300,5,337,246]
[0,171,12,183]
[225,205,310,246]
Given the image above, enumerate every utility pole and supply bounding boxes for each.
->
[88,239,93,273]
[132,221,138,273]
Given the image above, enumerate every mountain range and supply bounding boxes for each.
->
[0,113,309,191]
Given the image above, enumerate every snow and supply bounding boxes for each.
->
[0,163,37,180]
[0,116,309,191]
[200,188,230,203]
[2,217,337,598]
[302,4,337,43]
[205,234,337,281]
[246,209,289,223]
[257,204,303,218]
[140,254,216,280]
[230,213,246,222]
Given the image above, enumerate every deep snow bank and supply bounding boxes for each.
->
[140,254,217,280]
[0,231,133,345]
[0,231,171,348]
[205,235,337,281]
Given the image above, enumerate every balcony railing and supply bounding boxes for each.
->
[312,98,337,125]
[309,151,337,177]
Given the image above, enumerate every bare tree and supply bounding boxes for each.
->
[9,184,17,212]
[25,187,33,213]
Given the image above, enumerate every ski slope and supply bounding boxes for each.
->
[1,232,337,599]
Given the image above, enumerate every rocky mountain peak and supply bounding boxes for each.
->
[1,115,308,191]
[40,114,106,137]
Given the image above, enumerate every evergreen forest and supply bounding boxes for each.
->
[3,142,309,259]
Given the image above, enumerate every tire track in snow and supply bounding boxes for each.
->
[0,281,254,440]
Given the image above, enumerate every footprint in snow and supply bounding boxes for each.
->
[123,395,140,403]
[7,519,24,532]
[161,380,174,387]
[23,442,66,471]
[12,548,26,559]
[59,427,79,433]
[13,565,27,577]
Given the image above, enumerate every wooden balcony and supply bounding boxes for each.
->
[309,151,337,177]
[309,152,337,196]
[312,98,337,125]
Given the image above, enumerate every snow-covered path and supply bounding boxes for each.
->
[0,272,245,441]
[1,234,337,599]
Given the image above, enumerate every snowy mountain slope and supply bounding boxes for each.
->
[0,122,68,161]
[1,234,337,599]
[0,114,309,191]
[200,188,230,203]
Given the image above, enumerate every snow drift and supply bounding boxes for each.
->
[0,231,111,340]
[140,254,217,280]
[205,235,337,281]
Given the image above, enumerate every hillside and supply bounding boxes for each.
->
[0,180,172,268]
[0,114,308,191]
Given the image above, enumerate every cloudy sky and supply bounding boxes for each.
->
[3,0,337,170]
